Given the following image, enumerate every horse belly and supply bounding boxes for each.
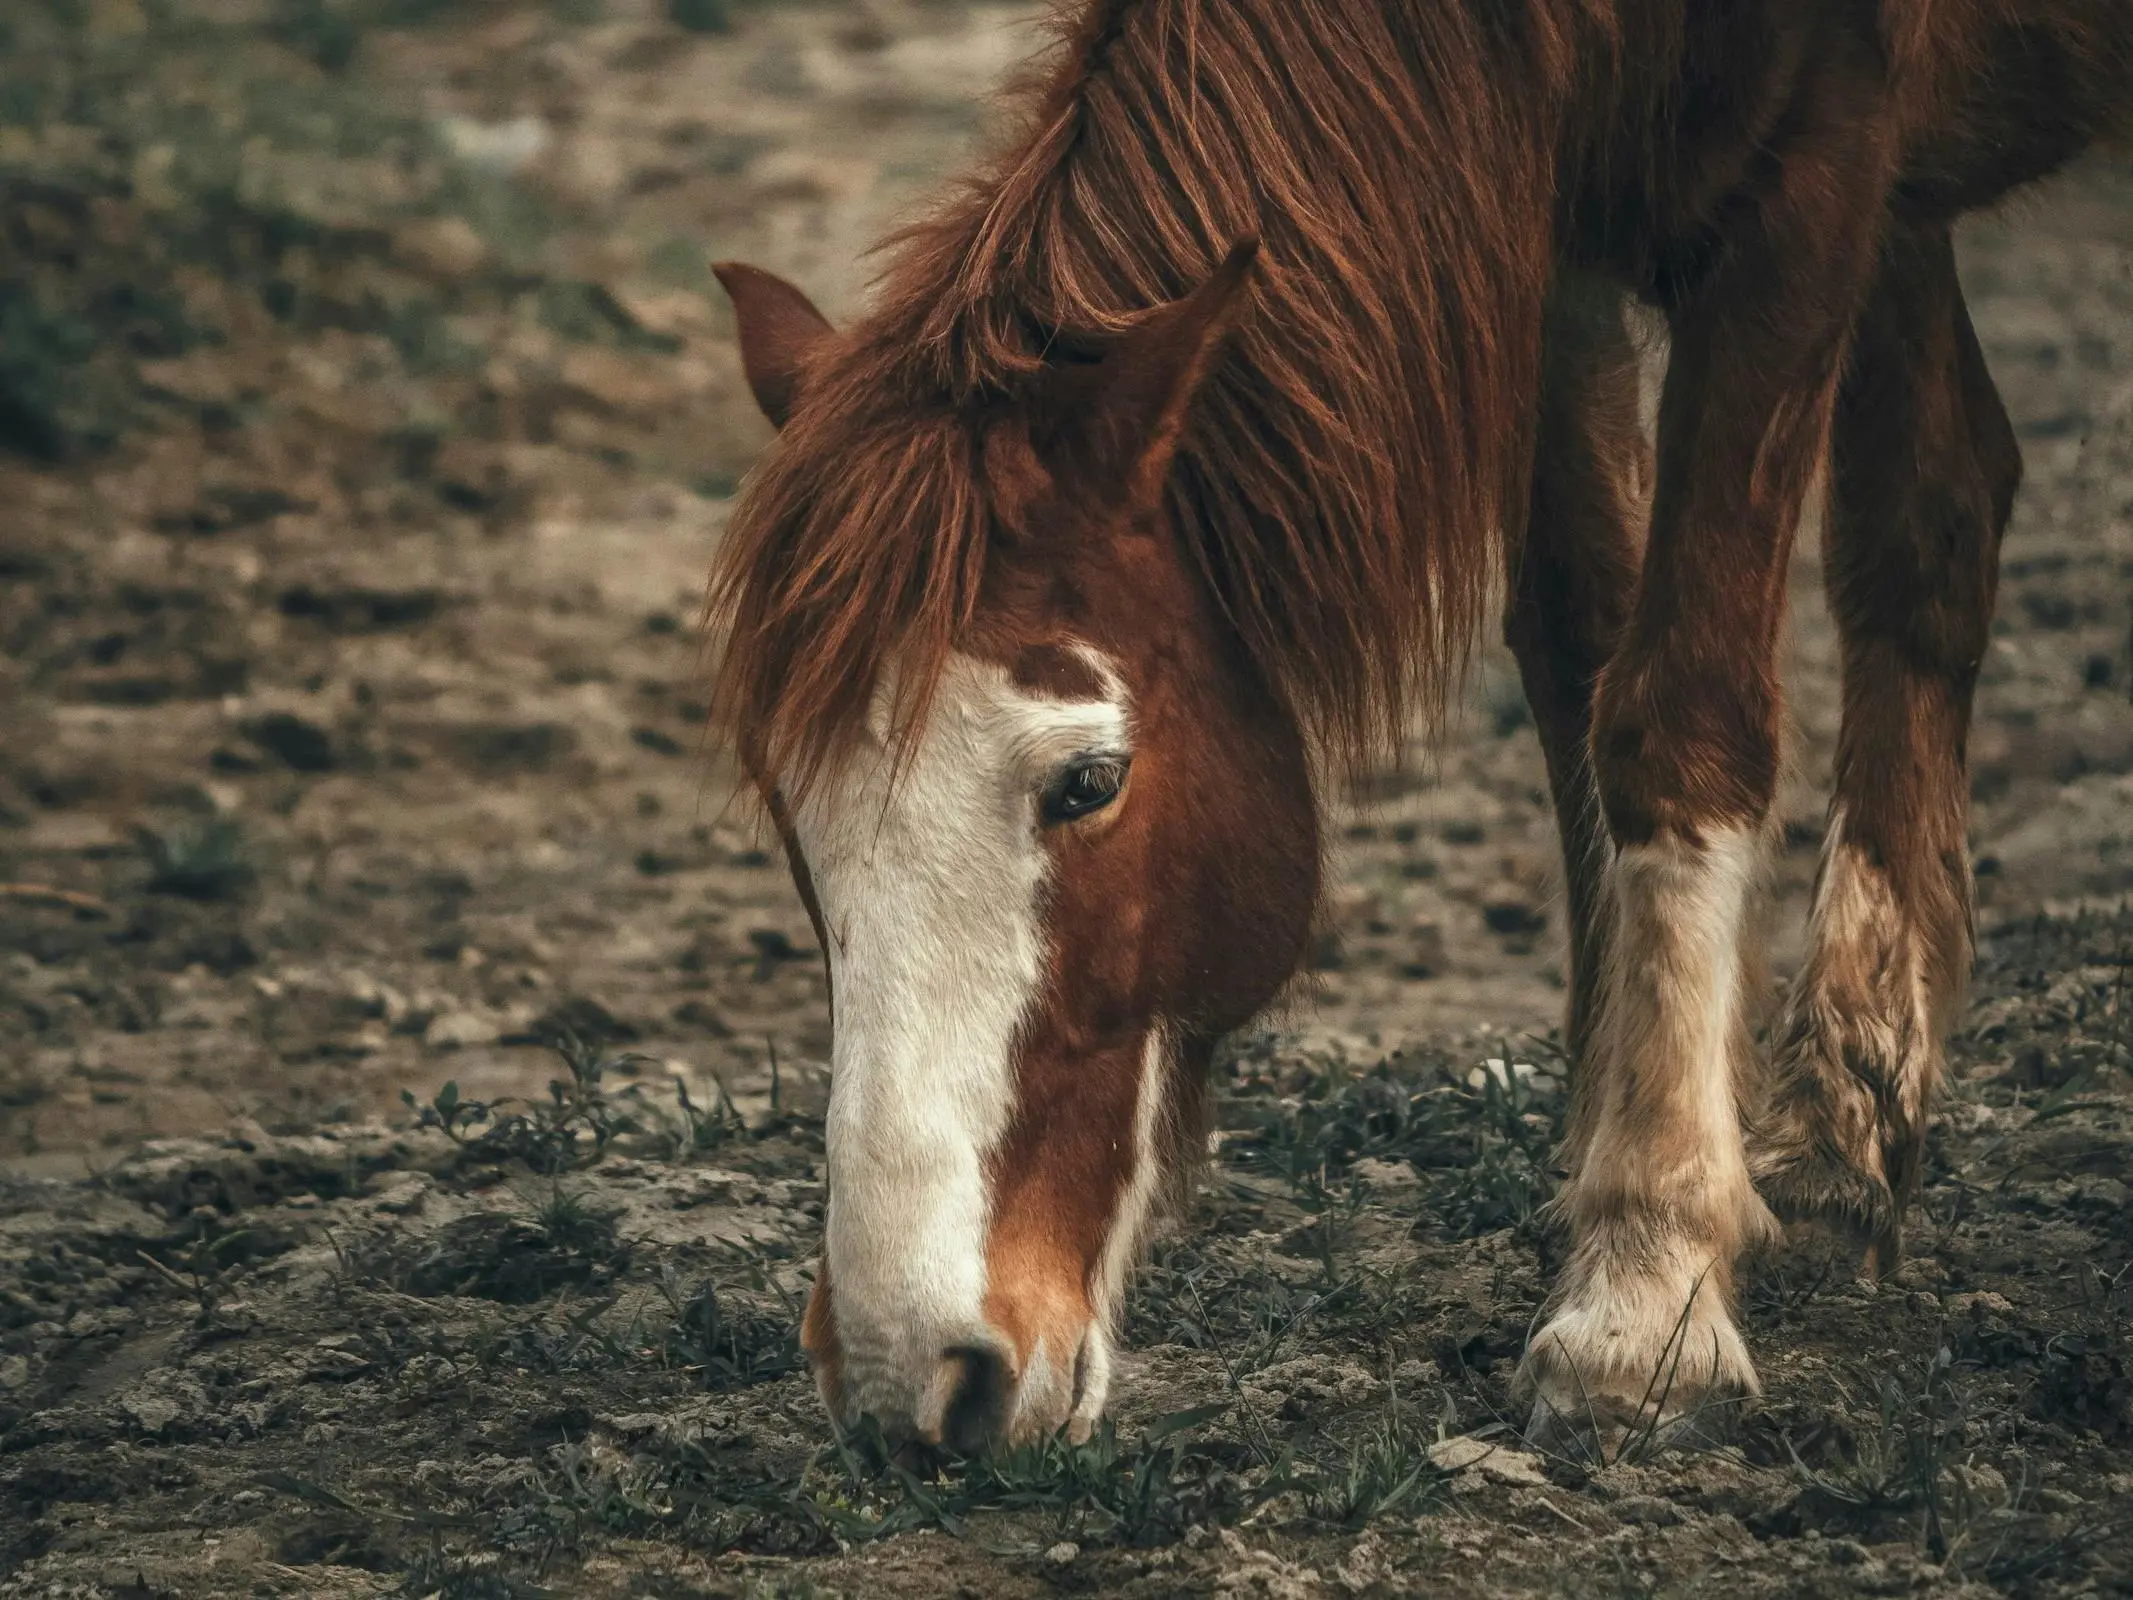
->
[1895,2,2133,219]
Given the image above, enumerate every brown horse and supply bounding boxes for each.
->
[705,0,2133,1456]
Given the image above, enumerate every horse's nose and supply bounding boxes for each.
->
[920,1343,1016,1456]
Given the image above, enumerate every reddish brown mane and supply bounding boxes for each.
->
[708,0,1584,791]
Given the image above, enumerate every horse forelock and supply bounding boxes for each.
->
[709,0,1575,795]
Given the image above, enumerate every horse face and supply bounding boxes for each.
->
[717,250,1319,1452]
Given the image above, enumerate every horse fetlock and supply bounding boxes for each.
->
[1753,808,1949,1266]
[1751,1012,1905,1261]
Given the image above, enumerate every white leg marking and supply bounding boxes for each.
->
[1756,803,1968,1242]
[1787,803,1955,1134]
[1524,824,1778,1441]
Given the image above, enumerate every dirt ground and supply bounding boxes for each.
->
[3,2,2132,1595]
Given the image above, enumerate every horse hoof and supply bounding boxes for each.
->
[1521,1365,1753,1464]
[1516,1283,1760,1465]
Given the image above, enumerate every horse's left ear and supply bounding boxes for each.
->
[1037,237,1259,508]
[713,261,834,429]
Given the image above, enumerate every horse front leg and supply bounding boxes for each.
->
[1518,88,1897,1457]
[1503,272,1647,1079]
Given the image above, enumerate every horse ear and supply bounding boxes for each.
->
[713,262,834,430]
[1038,237,1259,508]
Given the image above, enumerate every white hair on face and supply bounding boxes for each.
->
[795,648,1130,1436]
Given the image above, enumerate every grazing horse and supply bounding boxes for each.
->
[705,0,2133,1455]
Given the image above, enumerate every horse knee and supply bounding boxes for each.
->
[1590,660,1781,846]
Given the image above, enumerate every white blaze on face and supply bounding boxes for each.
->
[1064,1023,1169,1440]
[792,648,1130,1436]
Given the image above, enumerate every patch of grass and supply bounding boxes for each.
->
[0,281,131,460]
[135,1223,264,1320]
[1786,1344,1982,1560]
[139,815,254,899]
[627,1072,749,1160]
[401,1029,792,1185]
[667,0,731,34]
[927,1403,1247,1546]
[1290,1392,1449,1527]
[433,1399,1261,1572]
[1220,1047,1565,1237]
[1127,1232,1421,1385]
[655,1257,803,1390]
[366,1183,630,1304]
[418,1027,653,1174]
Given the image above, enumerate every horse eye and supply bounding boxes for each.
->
[1042,756,1128,825]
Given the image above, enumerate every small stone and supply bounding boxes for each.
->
[1466,1058,1541,1092]
[370,1174,429,1215]
[122,1391,185,1433]
[1427,1435,1549,1486]
[424,1009,500,1050]
[1611,1493,1683,1527]
[1429,1435,1495,1472]
[1352,1156,1420,1194]
[1404,919,1449,978]
[392,215,489,284]
[435,113,550,175]
[1044,1541,1080,1566]
[1888,1256,1947,1291]
[1329,884,1380,927]
[0,1355,30,1391]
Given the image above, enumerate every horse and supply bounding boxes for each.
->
[703,0,2133,1457]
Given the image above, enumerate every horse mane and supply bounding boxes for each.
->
[709,0,1587,793]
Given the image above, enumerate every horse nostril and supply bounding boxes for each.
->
[937,1344,1014,1456]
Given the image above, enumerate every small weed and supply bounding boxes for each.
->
[667,0,731,34]
[140,815,254,899]
[899,1403,1248,1547]
[637,1072,748,1159]
[1787,1345,1979,1559]
[136,1226,258,1320]
[409,1027,653,1173]
[369,1183,630,1304]
[402,1078,493,1144]
[655,1258,803,1389]
[1291,1392,1448,1526]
